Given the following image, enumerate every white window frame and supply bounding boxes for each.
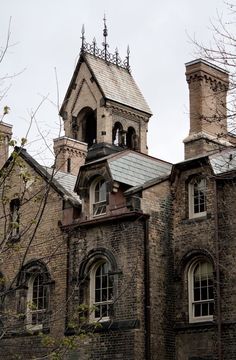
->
[89,260,113,322]
[26,273,47,331]
[188,177,207,219]
[90,177,107,217]
[188,260,214,323]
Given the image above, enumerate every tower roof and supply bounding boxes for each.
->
[84,52,152,114]
[60,47,152,116]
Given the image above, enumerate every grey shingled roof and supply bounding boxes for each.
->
[45,167,80,203]
[85,53,152,115]
[209,148,236,175]
[108,152,172,186]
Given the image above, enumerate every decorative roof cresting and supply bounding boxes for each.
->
[80,17,130,72]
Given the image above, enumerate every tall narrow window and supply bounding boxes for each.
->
[10,198,20,238]
[91,178,107,216]
[189,178,206,218]
[112,122,123,146]
[188,260,214,322]
[27,273,48,330]
[90,261,113,321]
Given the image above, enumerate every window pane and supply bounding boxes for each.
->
[192,261,214,319]
[194,287,200,301]
[194,304,201,317]
[93,262,113,319]
[30,273,47,326]
[202,303,208,316]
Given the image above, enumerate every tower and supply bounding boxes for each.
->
[56,20,152,170]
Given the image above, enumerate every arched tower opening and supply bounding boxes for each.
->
[112,122,124,146]
[73,107,97,148]
[126,126,137,150]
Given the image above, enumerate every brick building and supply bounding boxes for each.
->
[1,28,236,359]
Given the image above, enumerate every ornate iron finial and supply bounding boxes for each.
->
[102,14,108,61]
[115,47,119,65]
[126,45,130,71]
[93,37,97,55]
[81,24,85,51]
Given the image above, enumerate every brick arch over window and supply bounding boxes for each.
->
[79,248,119,281]
[176,248,215,279]
[78,248,119,321]
[78,170,112,199]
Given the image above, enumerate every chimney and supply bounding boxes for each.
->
[0,121,12,169]
[53,136,87,176]
[184,59,231,159]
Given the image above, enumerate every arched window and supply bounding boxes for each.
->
[27,273,48,330]
[126,127,136,150]
[90,261,113,321]
[188,260,214,322]
[75,107,97,147]
[188,177,206,219]
[91,178,107,216]
[112,122,123,146]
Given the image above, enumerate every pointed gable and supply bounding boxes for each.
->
[60,52,152,117]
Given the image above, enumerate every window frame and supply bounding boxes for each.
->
[90,177,107,217]
[188,259,214,323]
[26,272,48,331]
[188,177,207,219]
[89,260,113,322]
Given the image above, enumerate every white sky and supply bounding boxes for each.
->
[0,0,229,165]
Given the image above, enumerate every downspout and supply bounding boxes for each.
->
[214,178,222,360]
[144,216,151,360]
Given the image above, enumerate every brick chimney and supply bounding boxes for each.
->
[0,121,12,169]
[53,136,87,176]
[184,59,232,159]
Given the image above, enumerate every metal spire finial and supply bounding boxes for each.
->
[126,45,130,71]
[81,24,85,51]
[102,14,108,61]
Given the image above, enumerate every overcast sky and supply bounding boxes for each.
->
[0,0,229,165]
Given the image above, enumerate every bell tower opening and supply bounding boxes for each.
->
[112,122,124,146]
[126,127,137,150]
[74,107,97,147]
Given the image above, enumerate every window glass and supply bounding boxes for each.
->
[93,179,107,216]
[92,262,113,320]
[189,260,214,322]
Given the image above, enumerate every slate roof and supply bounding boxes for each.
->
[209,147,236,175]
[10,147,81,206]
[84,53,152,115]
[108,152,171,186]
[45,167,80,203]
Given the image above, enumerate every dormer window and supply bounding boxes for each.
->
[91,178,107,216]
